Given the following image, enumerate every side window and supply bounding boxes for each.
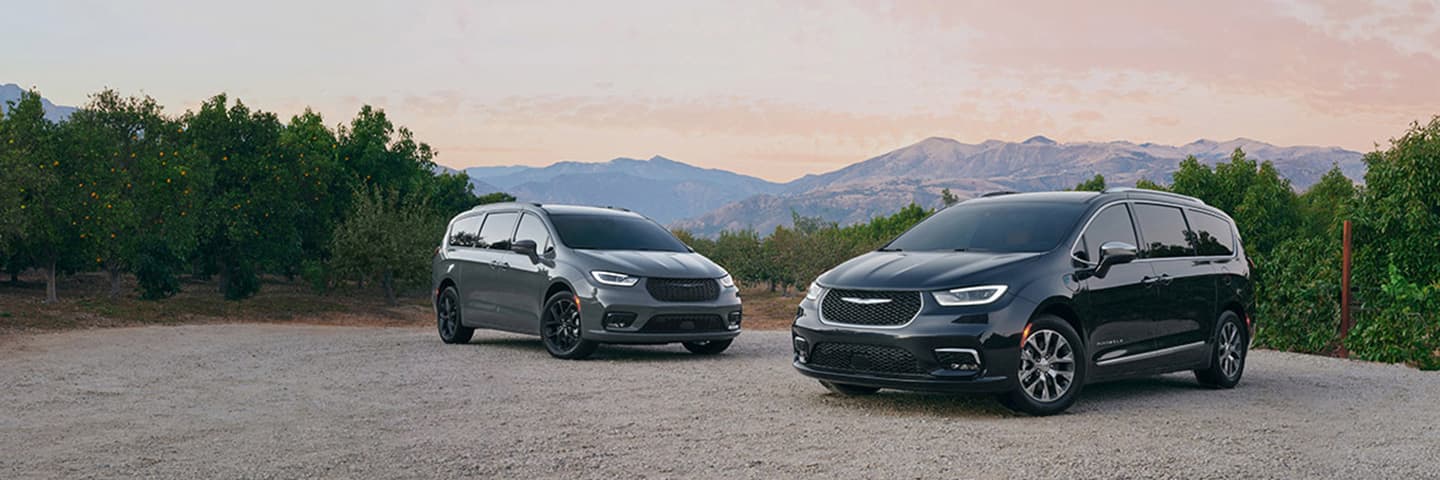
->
[1186,210,1235,256]
[1076,204,1139,263]
[1133,204,1194,258]
[476,212,519,250]
[513,213,553,253]
[447,216,482,248]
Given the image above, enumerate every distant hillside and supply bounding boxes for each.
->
[0,83,77,122]
[461,156,784,224]
[675,136,1365,235]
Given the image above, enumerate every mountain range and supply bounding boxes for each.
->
[2,85,1366,235]
[466,136,1364,234]
[0,84,77,122]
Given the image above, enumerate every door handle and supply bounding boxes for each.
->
[1142,274,1172,287]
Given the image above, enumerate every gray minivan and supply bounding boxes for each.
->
[432,203,743,359]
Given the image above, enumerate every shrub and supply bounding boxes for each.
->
[1252,237,1341,353]
[1347,265,1440,370]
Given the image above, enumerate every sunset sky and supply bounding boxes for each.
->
[7,0,1439,182]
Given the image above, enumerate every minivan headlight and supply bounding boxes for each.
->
[932,285,1008,306]
[805,282,826,301]
[719,274,735,288]
[591,270,640,287]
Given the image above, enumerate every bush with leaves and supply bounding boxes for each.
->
[1252,237,1342,353]
[329,187,441,306]
[1347,265,1440,370]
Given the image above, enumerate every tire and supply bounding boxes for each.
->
[820,381,880,396]
[541,292,598,360]
[1195,311,1247,389]
[1001,314,1086,416]
[436,286,474,344]
[682,339,733,355]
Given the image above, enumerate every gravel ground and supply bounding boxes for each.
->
[1,325,1437,479]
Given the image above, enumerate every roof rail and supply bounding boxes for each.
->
[980,191,1020,197]
[604,205,632,212]
[1103,187,1205,205]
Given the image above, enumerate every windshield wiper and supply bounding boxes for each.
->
[877,247,903,252]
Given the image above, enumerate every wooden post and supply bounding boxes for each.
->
[1339,220,1352,358]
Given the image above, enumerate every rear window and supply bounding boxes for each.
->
[550,214,689,252]
[1133,204,1193,258]
[1186,210,1234,256]
[477,212,519,250]
[883,201,1087,253]
[448,215,483,247]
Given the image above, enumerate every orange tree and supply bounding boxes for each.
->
[66,90,205,298]
[0,90,88,302]
[181,94,299,299]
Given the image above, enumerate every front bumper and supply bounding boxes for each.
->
[790,291,1033,393]
[577,281,743,344]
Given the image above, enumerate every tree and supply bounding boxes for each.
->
[181,94,296,299]
[329,186,440,305]
[1134,178,1168,191]
[1298,165,1356,237]
[940,188,960,206]
[0,90,86,302]
[1353,117,1440,286]
[65,90,204,298]
[1073,173,1106,192]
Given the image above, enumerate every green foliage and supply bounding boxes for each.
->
[1352,117,1440,289]
[1347,265,1440,370]
[1134,178,1168,191]
[1252,237,1341,353]
[692,204,932,292]
[0,89,88,301]
[1299,165,1355,237]
[133,242,183,300]
[1169,149,1303,255]
[940,188,960,206]
[329,186,442,305]
[1073,173,1106,192]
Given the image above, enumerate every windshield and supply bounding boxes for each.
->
[549,214,690,252]
[883,201,1088,253]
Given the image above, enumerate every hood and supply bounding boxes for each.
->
[569,249,727,279]
[817,250,1043,290]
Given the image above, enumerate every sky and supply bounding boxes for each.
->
[6,0,1439,182]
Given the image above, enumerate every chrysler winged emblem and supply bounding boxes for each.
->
[840,297,892,305]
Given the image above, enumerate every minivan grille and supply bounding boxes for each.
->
[808,343,923,376]
[640,314,726,333]
[646,278,720,302]
[820,289,922,326]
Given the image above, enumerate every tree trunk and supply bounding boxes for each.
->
[382,269,397,306]
[217,257,230,295]
[107,265,123,298]
[43,259,58,303]
[8,269,17,284]
[768,279,776,293]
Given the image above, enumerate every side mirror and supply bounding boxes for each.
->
[511,239,538,257]
[1094,241,1137,278]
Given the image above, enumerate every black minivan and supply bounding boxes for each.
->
[792,188,1253,415]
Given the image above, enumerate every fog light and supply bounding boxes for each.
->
[793,336,810,363]
[936,348,981,372]
[727,311,743,330]
[603,312,636,330]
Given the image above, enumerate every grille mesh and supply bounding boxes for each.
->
[640,314,725,333]
[820,289,922,326]
[808,343,923,375]
[645,278,720,302]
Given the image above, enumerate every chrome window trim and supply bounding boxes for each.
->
[1069,198,1240,266]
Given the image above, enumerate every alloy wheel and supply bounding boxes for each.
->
[438,293,459,338]
[1019,329,1076,403]
[544,297,582,352]
[1218,321,1244,379]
